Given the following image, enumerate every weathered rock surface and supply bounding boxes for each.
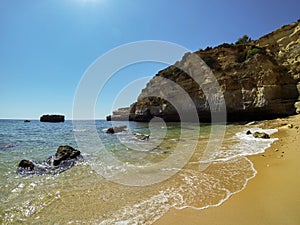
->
[255,20,300,113]
[53,145,81,166]
[113,20,300,122]
[40,114,65,123]
[17,145,82,175]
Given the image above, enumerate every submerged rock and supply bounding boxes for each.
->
[253,132,270,139]
[246,130,252,135]
[134,133,150,141]
[17,145,82,176]
[106,126,127,134]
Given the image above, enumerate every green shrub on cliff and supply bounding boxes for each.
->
[247,47,265,58]
[201,55,221,70]
[236,46,266,62]
[236,50,248,62]
[235,35,251,45]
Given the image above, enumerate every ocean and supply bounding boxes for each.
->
[0,119,278,224]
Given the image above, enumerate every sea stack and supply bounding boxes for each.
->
[40,114,65,123]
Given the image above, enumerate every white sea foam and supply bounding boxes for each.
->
[201,128,278,163]
[72,129,87,132]
[1,121,279,225]
[11,183,25,193]
[97,128,278,225]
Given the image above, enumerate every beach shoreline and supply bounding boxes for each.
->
[154,115,300,225]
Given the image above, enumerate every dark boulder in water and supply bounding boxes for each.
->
[40,114,65,123]
[52,145,81,166]
[106,126,127,134]
[246,130,252,135]
[18,159,35,171]
[24,120,30,123]
[17,145,82,176]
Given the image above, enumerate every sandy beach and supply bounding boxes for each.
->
[155,115,300,225]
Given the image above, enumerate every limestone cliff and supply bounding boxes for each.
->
[108,20,300,122]
[255,20,300,112]
[107,106,135,121]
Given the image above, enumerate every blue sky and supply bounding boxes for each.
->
[0,0,299,119]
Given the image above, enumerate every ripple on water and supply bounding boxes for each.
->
[0,121,278,225]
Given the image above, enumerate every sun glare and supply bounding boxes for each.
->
[80,0,105,3]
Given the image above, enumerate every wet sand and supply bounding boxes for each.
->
[155,115,300,225]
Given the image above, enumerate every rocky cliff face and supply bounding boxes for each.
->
[108,20,300,122]
[255,20,300,112]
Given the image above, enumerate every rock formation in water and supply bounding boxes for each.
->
[133,133,150,141]
[107,106,136,121]
[108,20,300,122]
[40,114,65,123]
[253,132,270,139]
[17,145,82,175]
[106,125,127,134]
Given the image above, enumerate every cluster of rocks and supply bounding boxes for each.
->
[105,125,150,140]
[17,145,82,175]
[17,126,150,175]
[246,130,270,139]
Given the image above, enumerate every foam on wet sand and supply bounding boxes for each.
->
[154,115,300,225]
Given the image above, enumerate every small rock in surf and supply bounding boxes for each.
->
[106,126,127,134]
[17,145,82,176]
[253,131,270,139]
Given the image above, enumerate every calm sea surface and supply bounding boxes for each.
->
[0,119,277,224]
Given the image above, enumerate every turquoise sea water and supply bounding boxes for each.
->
[0,119,278,224]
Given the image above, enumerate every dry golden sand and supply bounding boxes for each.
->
[155,115,300,225]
